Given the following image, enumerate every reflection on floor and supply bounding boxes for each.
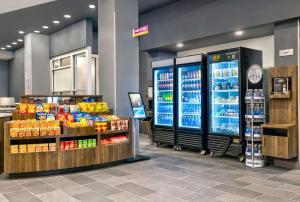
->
[0,135,299,202]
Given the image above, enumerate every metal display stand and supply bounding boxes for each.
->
[245,89,266,168]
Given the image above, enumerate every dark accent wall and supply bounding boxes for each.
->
[8,48,24,102]
[140,0,300,51]
[0,60,8,97]
[274,19,298,66]
[49,19,93,57]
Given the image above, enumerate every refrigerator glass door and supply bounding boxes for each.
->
[209,60,239,136]
[154,68,174,126]
[177,65,202,129]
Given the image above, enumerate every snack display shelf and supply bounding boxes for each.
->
[3,119,133,175]
[59,147,98,152]
[10,136,58,140]
[11,151,57,155]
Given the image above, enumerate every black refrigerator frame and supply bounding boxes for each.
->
[152,59,176,146]
[207,47,263,157]
[175,54,207,151]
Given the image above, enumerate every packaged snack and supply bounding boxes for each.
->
[40,128,47,136]
[67,114,75,122]
[78,140,83,148]
[92,139,97,147]
[59,106,65,114]
[54,127,61,136]
[49,143,56,151]
[50,103,57,114]
[79,103,88,112]
[87,139,93,148]
[32,128,40,136]
[37,113,47,120]
[27,104,36,114]
[42,144,49,152]
[47,127,54,136]
[35,144,42,152]
[10,121,20,129]
[10,128,19,137]
[18,128,26,137]
[43,103,51,113]
[19,144,27,153]
[39,120,48,128]
[19,121,27,129]
[19,104,28,114]
[27,144,36,153]
[60,142,65,151]
[47,114,55,121]
[64,141,70,150]
[70,105,80,113]
[53,120,60,127]
[25,128,32,137]
[11,145,19,154]
[63,105,70,113]
[69,141,75,150]
[36,104,44,113]
[82,140,88,148]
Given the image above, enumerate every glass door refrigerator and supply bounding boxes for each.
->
[152,59,175,146]
[207,48,262,158]
[175,55,207,151]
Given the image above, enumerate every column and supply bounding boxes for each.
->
[24,33,50,95]
[98,0,139,116]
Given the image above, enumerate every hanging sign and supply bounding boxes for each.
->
[247,64,263,84]
[133,25,149,37]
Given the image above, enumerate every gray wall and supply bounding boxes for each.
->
[140,0,300,51]
[31,34,50,94]
[274,19,298,66]
[92,31,98,54]
[0,60,8,97]
[8,48,24,101]
[50,19,93,57]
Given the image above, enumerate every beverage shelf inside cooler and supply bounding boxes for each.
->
[158,79,173,82]
[213,89,238,92]
[181,113,201,116]
[179,125,201,129]
[182,90,201,93]
[181,78,201,81]
[213,102,239,105]
[214,76,238,79]
[214,115,239,119]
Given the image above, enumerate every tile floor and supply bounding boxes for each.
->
[0,136,299,202]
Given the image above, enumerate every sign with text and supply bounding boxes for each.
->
[133,25,149,37]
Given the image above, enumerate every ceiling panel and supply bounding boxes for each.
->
[139,0,179,14]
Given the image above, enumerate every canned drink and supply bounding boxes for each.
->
[78,140,83,148]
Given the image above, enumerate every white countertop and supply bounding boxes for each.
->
[0,113,12,118]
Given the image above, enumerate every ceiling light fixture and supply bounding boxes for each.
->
[176,43,184,48]
[89,4,96,9]
[34,30,40,33]
[12,42,17,45]
[53,20,60,24]
[64,14,71,18]
[42,25,49,29]
[18,30,24,34]
[235,30,244,36]
[1,47,5,50]
[6,45,11,48]
[17,39,23,42]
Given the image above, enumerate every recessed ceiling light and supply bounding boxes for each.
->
[19,30,24,34]
[89,4,96,9]
[34,30,40,33]
[64,14,71,18]
[176,43,184,48]
[42,25,49,29]
[1,47,5,50]
[53,20,60,24]
[12,42,17,45]
[235,30,244,36]
[17,39,23,42]
[6,45,11,48]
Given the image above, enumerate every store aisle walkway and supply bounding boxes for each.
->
[0,136,299,202]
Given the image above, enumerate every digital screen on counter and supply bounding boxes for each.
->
[128,93,147,119]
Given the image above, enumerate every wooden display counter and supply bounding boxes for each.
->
[3,119,132,175]
[262,65,298,159]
